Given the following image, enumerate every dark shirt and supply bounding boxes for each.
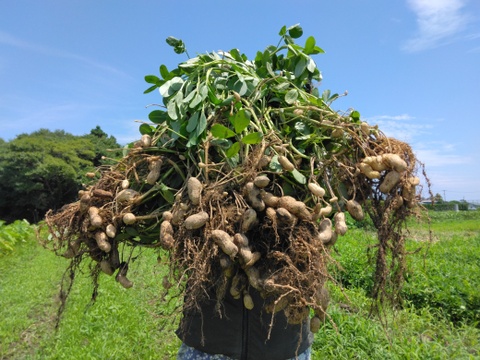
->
[176,285,313,360]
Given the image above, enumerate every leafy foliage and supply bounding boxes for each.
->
[85,125,121,166]
[142,23,327,157]
[0,128,120,223]
[0,219,33,255]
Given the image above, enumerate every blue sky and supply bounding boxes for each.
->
[1,0,479,201]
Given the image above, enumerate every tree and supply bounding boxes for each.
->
[84,125,121,166]
[433,193,444,203]
[0,128,120,223]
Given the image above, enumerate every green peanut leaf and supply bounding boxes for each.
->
[143,84,158,94]
[229,48,243,62]
[230,109,250,134]
[285,89,299,104]
[149,110,168,124]
[189,93,203,109]
[145,75,161,84]
[166,36,186,54]
[211,124,236,139]
[196,111,207,137]
[287,24,303,39]
[291,169,306,184]
[159,65,170,79]
[186,112,199,133]
[294,57,307,78]
[167,101,178,120]
[139,123,153,135]
[241,132,262,144]
[350,110,361,122]
[269,155,283,172]
[304,36,316,54]
[159,77,184,97]
[307,57,316,73]
[226,141,241,158]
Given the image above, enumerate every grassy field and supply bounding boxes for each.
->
[1,211,479,359]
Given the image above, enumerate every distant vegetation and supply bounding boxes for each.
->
[0,126,120,223]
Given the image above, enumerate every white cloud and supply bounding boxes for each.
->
[414,145,471,167]
[368,114,415,121]
[366,114,432,142]
[403,0,471,52]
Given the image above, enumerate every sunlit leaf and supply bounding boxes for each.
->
[211,124,236,139]
[145,75,160,84]
[229,48,243,62]
[159,65,170,79]
[143,85,158,94]
[350,110,361,121]
[306,57,316,73]
[304,36,316,54]
[241,132,262,144]
[285,89,298,104]
[283,35,294,45]
[199,83,208,98]
[233,78,248,96]
[322,89,331,103]
[189,93,203,108]
[167,101,177,120]
[230,109,250,134]
[266,62,276,77]
[275,82,290,91]
[183,88,196,103]
[159,77,184,97]
[279,25,287,36]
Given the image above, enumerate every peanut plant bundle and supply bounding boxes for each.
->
[45,25,425,329]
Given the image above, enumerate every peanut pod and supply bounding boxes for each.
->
[210,230,238,258]
[334,212,348,235]
[187,177,203,205]
[184,211,209,230]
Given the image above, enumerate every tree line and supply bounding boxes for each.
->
[0,126,121,223]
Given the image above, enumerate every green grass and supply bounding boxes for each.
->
[0,239,181,359]
[312,287,479,359]
[1,212,479,359]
